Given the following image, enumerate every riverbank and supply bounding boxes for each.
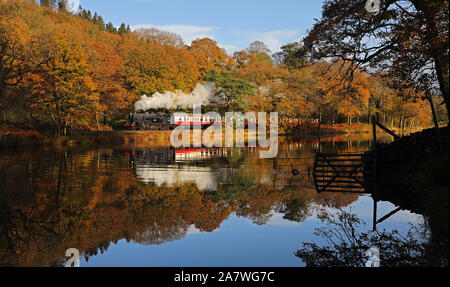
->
[1,124,425,149]
[374,126,449,194]
[0,129,266,149]
[287,123,425,136]
[367,126,449,266]
[0,129,174,149]
[366,126,449,210]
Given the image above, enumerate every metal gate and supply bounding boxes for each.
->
[313,152,376,194]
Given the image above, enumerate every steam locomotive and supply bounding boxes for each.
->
[125,111,223,130]
[125,112,173,130]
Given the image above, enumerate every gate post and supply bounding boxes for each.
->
[372,116,377,149]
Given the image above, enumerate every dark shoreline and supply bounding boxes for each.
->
[365,127,449,266]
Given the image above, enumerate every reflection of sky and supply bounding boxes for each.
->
[81,196,425,267]
[267,212,305,226]
[350,196,424,224]
[85,138,424,266]
[81,214,307,267]
[78,139,426,266]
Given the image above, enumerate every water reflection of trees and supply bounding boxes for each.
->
[296,208,448,267]
[0,144,360,266]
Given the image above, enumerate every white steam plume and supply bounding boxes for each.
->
[134,82,216,111]
[65,0,80,13]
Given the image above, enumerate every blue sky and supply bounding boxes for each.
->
[77,0,325,54]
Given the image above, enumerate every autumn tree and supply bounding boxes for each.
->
[232,50,287,86]
[121,38,200,95]
[40,0,56,7]
[0,12,32,122]
[0,1,46,128]
[189,38,233,76]
[276,70,312,122]
[24,35,98,135]
[295,62,336,126]
[302,0,449,121]
[85,32,137,126]
[135,28,185,48]
[246,41,272,64]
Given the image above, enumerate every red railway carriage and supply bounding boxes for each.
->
[172,113,222,126]
[126,111,258,130]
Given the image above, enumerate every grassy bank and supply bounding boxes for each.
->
[0,129,269,149]
[0,124,432,149]
[0,129,175,149]
[286,123,426,136]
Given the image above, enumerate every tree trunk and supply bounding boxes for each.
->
[0,77,5,134]
[318,109,322,134]
[410,0,449,120]
[434,56,449,121]
[96,112,100,131]
[427,96,440,130]
[427,95,442,151]
[401,117,405,136]
[414,0,449,120]
[58,112,62,137]
[64,120,68,136]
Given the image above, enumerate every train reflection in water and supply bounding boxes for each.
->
[127,147,231,191]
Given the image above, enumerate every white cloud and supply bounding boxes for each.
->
[130,24,217,45]
[253,29,300,53]
[186,225,203,236]
[266,212,304,226]
[129,25,301,53]
[219,43,239,55]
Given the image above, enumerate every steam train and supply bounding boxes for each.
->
[125,111,223,130]
[125,111,321,131]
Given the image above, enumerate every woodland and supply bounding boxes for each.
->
[0,0,448,138]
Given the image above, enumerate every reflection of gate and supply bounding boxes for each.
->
[313,152,376,194]
[271,155,316,189]
[312,151,405,232]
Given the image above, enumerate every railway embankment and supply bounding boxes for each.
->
[0,129,261,148]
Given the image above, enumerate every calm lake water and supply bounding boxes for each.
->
[0,134,427,267]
